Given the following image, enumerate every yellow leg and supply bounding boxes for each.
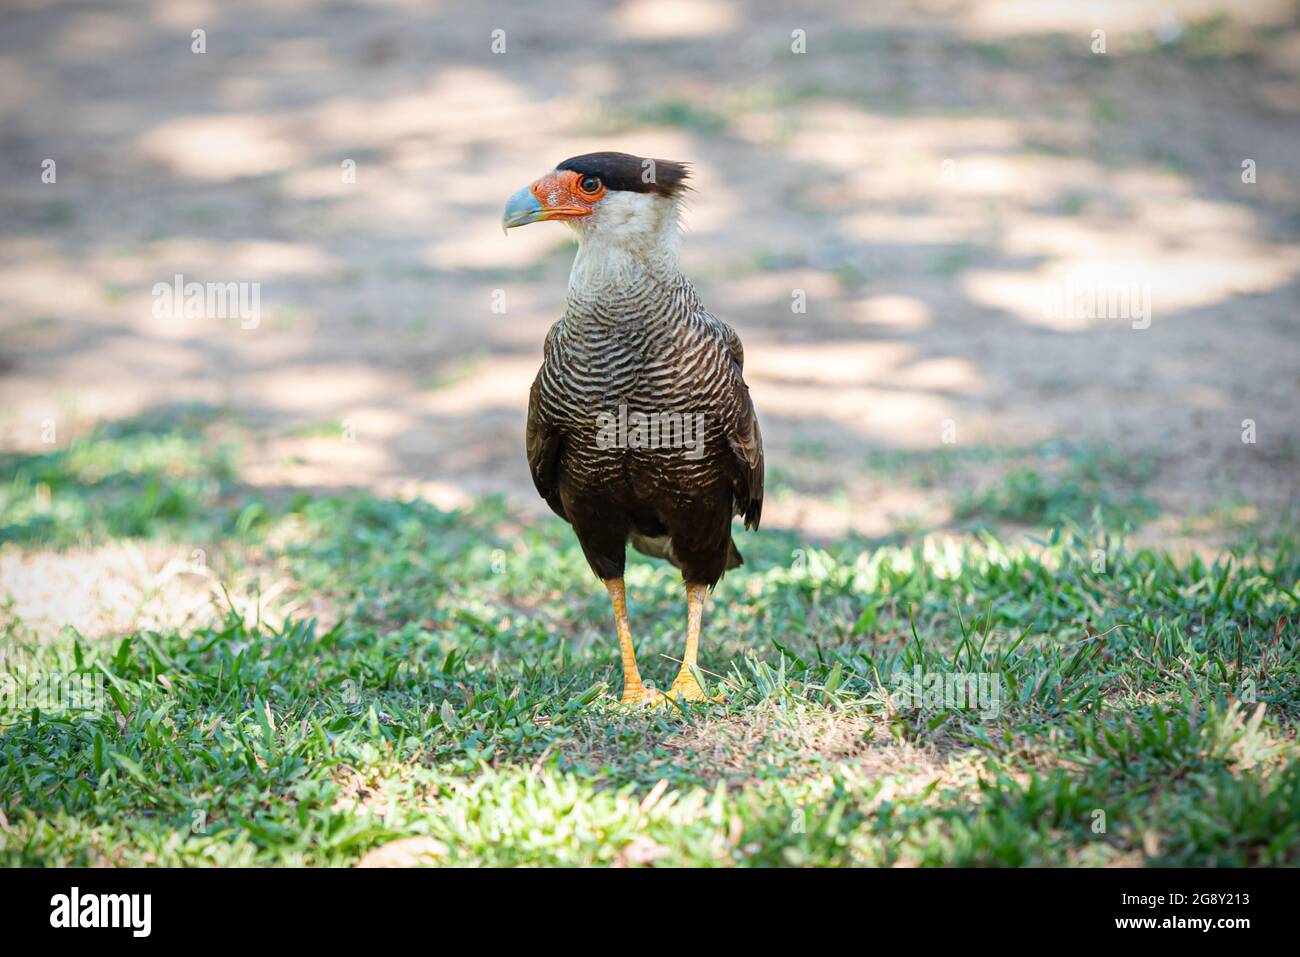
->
[669,583,722,702]
[606,578,664,706]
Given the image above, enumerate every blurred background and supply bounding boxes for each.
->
[1,0,1297,632]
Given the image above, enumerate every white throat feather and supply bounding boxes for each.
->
[566,191,682,297]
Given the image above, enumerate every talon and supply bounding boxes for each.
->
[667,672,723,703]
[621,685,667,707]
[606,577,666,708]
[663,584,723,703]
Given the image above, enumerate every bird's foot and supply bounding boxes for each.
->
[620,683,667,707]
[667,670,723,703]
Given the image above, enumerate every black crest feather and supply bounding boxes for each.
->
[556,152,690,198]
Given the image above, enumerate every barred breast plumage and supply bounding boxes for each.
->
[525,216,763,588]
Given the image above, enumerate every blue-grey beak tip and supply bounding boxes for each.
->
[502,186,545,231]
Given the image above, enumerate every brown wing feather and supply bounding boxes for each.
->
[718,319,764,530]
[526,328,567,520]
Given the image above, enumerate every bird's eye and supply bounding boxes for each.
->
[579,175,601,194]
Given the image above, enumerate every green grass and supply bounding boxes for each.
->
[954,444,1157,531]
[0,407,244,546]
[0,425,1297,866]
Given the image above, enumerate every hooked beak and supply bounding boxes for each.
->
[502,171,597,233]
[502,186,546,231]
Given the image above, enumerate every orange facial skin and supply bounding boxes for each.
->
[530,169,606,221]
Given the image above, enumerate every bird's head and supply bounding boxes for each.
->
[502,152,691,253]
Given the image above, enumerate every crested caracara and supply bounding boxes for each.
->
[503,151,764,705]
